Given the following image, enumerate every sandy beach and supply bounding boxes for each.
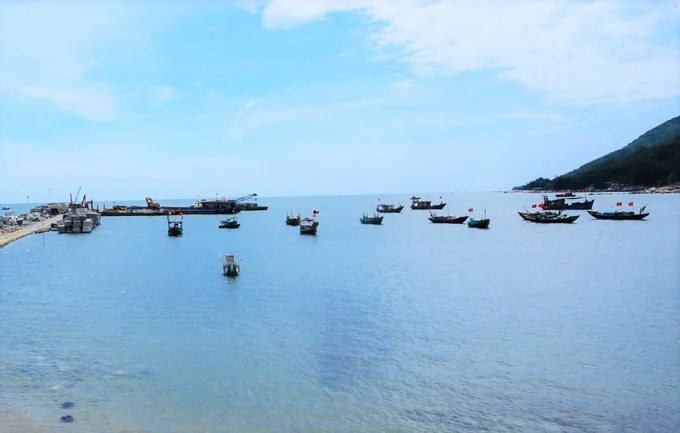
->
[0,215,62,249]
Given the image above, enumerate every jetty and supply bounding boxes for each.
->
[0,214,62,249]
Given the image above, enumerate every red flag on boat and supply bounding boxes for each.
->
[531,204,537,208]
[628,201,634,206]
[468,208,473,212]
[616,202,622,206]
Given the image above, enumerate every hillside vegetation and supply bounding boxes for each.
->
[514,116,680,191]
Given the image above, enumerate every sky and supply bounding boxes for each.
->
[0,0,678,203]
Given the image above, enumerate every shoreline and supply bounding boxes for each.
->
[509,183,680,195]
[0,215,62,249]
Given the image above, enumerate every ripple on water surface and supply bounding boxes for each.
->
[1,193,679,432]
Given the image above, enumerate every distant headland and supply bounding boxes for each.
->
[513,115,680,194]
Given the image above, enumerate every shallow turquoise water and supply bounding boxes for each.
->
[1,193,679,432]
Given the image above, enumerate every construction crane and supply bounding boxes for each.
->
[233,193,258,203]
[69,186,82,209]
[145,197,161,209]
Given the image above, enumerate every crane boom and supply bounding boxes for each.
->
[234,193,257,203]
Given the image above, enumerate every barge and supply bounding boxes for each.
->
[100,193,264,216]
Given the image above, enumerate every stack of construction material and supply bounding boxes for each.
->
[57,208,102,234]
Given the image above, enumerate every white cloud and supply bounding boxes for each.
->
[258,0,680,107]
[149,86,180,103]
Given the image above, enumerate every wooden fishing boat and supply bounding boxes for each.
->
[219,216,240,229]
[428,212,468,224]
[376,203,404,213]
[518,210,561,221]
[360,213,384,225]
[285,212,301,226]
[525,213,580,224]
[300,219,318,235]
[410,196,446,210]
[300,210,319,235]
[541,195,594,210]
[167,212,183,236]
[588,207,649,220]
[467,209,490,229]
[222,254,240,277]
[468,218,490,229]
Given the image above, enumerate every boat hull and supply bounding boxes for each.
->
[468,219,490,229]
[219,223,240,229]
[103,208,240,216]
[360,216,383,225]
[285,219,301,226]
[376,205,404,213]
[412,203,447,210]
[168,227,183,236]
[300,226,317,235]
[587,211,649,220]
[429,216,468,224]
[526,215,580,224]
[223,263,240,277]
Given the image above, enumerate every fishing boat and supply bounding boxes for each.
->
[1,206,9,210]
[410,196,446,210]
[285,212,301,226]
[555,192,576,198]
[588,205,649,220]
[376,199,404,213]
[525,213,580,224]
[300,210,319,235]
[541,195,594,211]
[518,210,562,221]
[467,209,490,229]
[218,216,240,229]
[428,211,468,224]
[360,213,384,225]
[222,254,240,277]
[167,212,183,236]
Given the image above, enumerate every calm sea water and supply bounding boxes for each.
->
[1,192,679,432]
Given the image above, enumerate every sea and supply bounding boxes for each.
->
[1,192,678,433]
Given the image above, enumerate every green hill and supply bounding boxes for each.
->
[514,115,680,191]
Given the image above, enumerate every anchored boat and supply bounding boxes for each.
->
[222,254,240,277]
[285,212,301,226]
[588,205,649,220]
[524,213,580,224]
[360,213,384,225]
[428,211,468,224]
[518,210,562,221]
[219,216,240,229]
[467,209,490,229]
[410,196,446,210]
[300,210,319,235]
[541,195,594,211]
[167,212,184,236]
[376,200,404,213]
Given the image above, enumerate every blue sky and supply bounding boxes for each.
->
[0,0,678,203]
